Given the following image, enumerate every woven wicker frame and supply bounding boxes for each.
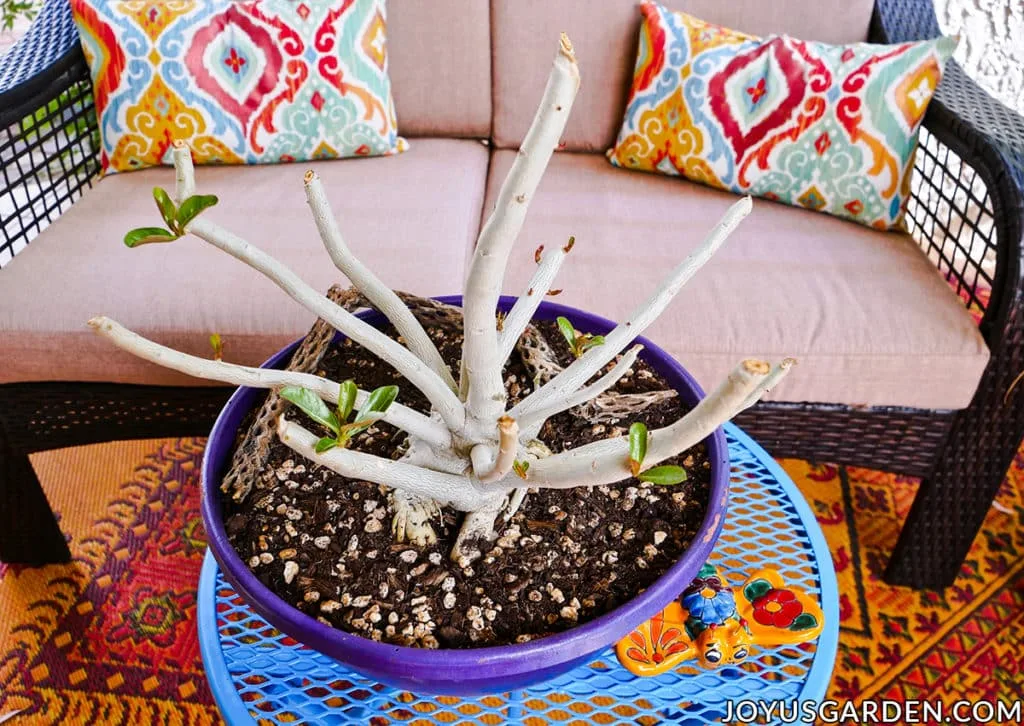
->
[1,0,1021,588]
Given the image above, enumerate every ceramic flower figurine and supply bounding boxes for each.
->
[617,565,824,674]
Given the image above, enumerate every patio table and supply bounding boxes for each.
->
[198,423,839,724]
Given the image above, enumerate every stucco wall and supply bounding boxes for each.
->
[934,0,1024,112]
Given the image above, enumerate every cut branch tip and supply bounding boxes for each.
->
[742,359,771,375]
[559,33,576,63]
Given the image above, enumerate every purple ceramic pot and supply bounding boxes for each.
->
[202,296,729,696]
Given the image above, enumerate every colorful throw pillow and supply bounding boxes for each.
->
[607,3,956,230]
[71,0,407,173]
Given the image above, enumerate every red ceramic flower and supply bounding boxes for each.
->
[752,588,803,628]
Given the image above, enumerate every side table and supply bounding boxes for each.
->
[198,423,839,724]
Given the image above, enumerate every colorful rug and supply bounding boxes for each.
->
[1,435,1022,725]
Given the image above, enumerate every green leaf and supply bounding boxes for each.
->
[356,385,398,421]
[580,335,605,353]
[556,316,577,349]
[337,380,358,423]
[280,386,340,434]
[512,460,530,480]
[789,613,819,632]
[124,227,178,248]
[153,187,178,230]
[743,579,773,602]
[628,422,648,477]
[315,437,339,454]
[176,194,219,229]
[209,333,223,360]
[638,465,688,486]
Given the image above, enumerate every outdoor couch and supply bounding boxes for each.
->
[0,0,1021,589]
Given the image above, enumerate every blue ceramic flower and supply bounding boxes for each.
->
[681,585,737,625]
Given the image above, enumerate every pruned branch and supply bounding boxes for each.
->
[303,170,457,393]
[461,34,580,436]
[182,215,464,431]
[172,140,194,203]
[517,344,643,438]
[166,149,464,432]
[511,196,752,422]
[738,357,795,412]
[524,359,773,489]
[498,239,573,365]
[88,316,451,449]
[475,415,520,483]
[278,418,493,512]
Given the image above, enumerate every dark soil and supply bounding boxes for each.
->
[222,316,711,649]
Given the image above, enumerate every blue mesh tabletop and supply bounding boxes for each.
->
[198,424,839,724]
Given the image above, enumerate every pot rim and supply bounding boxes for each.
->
[201,296,729,677]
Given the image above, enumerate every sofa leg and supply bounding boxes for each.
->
[884,405,1023,589]
[0,440,70,565]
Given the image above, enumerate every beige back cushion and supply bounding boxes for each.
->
[389,0,491,138]
[492,0,877,150]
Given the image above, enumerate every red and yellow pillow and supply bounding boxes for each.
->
[71,0,407,174]
[608,3,956,229]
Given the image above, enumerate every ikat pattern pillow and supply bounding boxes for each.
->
[607,3,957,230]
[71,0,407,174]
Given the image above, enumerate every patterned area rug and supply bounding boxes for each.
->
[1,435,1022,725]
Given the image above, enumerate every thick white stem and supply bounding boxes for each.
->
[278,418,491,511]
[461,34,580,434]
[303,171,456,393]
[475,416,519,484]
[186,216,465,431]
[88,316,451,449]
[169,150,464,432]
[498,239,573,365]
[517,344,643,439]
[738,358,795,412]
[172,140,194,203]
[512,197,752,421]
[525,359,771,489]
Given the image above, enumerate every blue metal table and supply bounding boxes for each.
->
[198,423,839,724]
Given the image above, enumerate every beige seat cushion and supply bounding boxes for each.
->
[389,0,491,138]
[0,139,487,386]
[483,151,990,410]
[492,0,877,151]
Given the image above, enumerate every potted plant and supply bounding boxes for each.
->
[89,36,792,695]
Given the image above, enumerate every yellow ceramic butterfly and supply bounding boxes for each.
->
[616,565,824,675]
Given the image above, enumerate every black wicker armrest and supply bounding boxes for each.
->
[871,0,1023,341]
[0,0,99,264]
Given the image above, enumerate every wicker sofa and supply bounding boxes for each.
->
[0,0,1021,589]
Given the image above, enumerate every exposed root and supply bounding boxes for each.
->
[450,498,504,563]
[390,489,441,546]
[505,488,530,521]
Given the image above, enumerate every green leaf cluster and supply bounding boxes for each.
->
[555,316,605,358]
[627,422,688,486]
[124,187,218,247]
[280,381,398,454]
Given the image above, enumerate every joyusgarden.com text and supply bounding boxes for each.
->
[725,699,1023,723]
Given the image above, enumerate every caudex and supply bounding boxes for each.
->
[89,35,794,562]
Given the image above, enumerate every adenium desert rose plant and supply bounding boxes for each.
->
[88,35,793,563]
